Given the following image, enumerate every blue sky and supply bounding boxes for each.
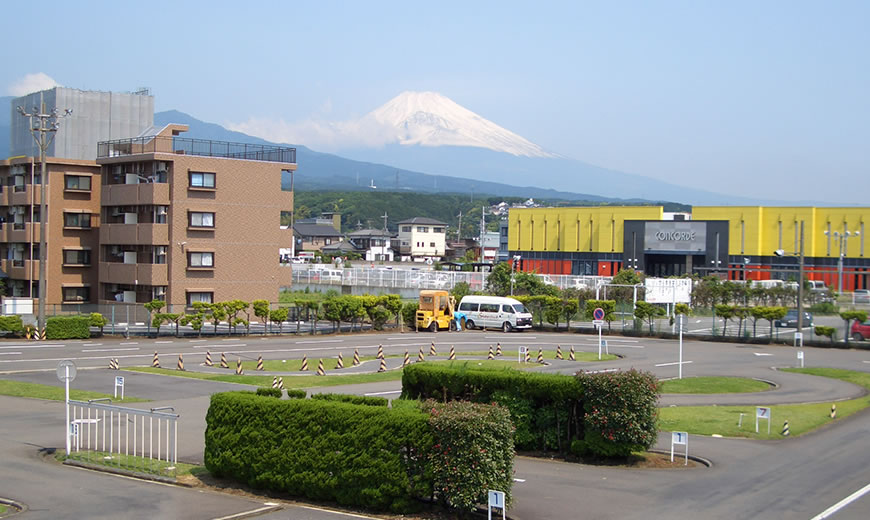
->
[2,1,867,204]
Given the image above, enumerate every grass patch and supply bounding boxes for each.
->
[0,380,147,403]
[659,377,771,394]
[0,504,7,515]
[59,449,200,478]
[659,368,870,438]
[124,366,404,388]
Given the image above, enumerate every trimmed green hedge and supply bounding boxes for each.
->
[45,315,90,339]
[286,389,307,399]
[205,392,432,511]
[0,315,24,334]
[256,387,282,398]
[311,393,389,407]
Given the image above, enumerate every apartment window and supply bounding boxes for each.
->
[62,286,90,302]
[154,246,167,264]
[64,175,91,191]
[63,249,91,266]
[402,226,411,232]
[13,175,25,192]
[430,242,436,247]
[187,291,214,305]
[417,226,429,233]
[154,206,168,224]
[189,211,215,228]
[188,251,214,268]
[433,227,444,233]
[325,238,333,245]
[189,171,216,189]
[63,212,92,229]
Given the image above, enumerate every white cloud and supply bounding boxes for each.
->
[226,114,398,151]
[7,73,61,96]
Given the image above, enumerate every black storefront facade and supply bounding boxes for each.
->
[623,220,730,278]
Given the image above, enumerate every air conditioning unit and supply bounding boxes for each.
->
[156,207,168,216]
[156,162,167,173]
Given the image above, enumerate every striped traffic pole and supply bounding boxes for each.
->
[272,376,278,389]
[336,353,344,369]
[236,358,244,375]
[556,345,563,360]
[39,327,46,341]
[353,349,360,366]
[569,346,576,361]
[177,354,185,371]
[488,346,494,360]
[417,346,425,362]
[152,352,160,368]
[300,355,309,371]
[220,352,228,369]
[108,358,118,370]
[256,355,264,371]
[496,342,502,356]
[525,348,531,363]
[316,359,325,376]
[205,351,213,366]
[377,345,384,360]
[403,350,410,367]
[278,377,284,389]
[537,348,544,363]
[378,357,387,372]
[831,404,837,419]
[448,345,455,360]
[782,420,790,436]
[429,342,437,356]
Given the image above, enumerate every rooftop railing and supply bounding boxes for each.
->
[97,136,296,164]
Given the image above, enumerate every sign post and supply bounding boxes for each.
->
[593,307,605,360]
[756,406,771,434]
[56,360,77,455]
[114,376,125,399]
[797,350,804,368]
[488,490,506,520]
[670,431,688,465]
[794,332,803,347]
[676,314,687,379]
[517,346,527,364]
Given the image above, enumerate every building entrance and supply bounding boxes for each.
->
[644,254,706,278]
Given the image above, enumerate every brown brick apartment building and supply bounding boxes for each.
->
[0,123,296,308]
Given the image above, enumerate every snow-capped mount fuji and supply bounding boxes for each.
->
[366,91,556,158]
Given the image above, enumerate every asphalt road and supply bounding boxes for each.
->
[2,329,870,519]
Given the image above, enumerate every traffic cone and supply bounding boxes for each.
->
[205,351,213,367]
[831,404,837,419]
[488,346,494,360]
[537,348,544,363]
[353,349,360,366]
[378,357,387,372]
[272,376,278,389]
[569,346,576,361]
[556,345,563,360]
[316,359,325,376]
[300,355,309,371]
[236,358,244,375]
[177,353,185,371]
[152,351,160,368]
[108,358,118,370]
[496,342,502,356]
[257,355,264,371]
[220,352,228,369]
[417,346,425,362]
[403,350,410,366]
[782,420,790,436]
[429,342,437,356]
[377,345,384,360]
[336,352,344,369]
[277,377,284,389]
[448,345,455,360]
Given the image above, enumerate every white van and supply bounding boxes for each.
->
[456,295,533,332]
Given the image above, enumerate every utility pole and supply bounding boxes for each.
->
[17,93,72,339]
[456,211,462,240]
[382,212,388,232]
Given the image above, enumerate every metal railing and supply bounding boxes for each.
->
[97,135,296,164]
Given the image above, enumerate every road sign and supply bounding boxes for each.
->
[114,376,125,399]
[593,307,605,321]
[797,350,804,368]
[488,490,506,520]
[670,431,688,465]
[57,360,77,383]
[756,406,771,434]
[676,314,688,332]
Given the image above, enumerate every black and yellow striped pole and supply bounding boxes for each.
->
[205,351,213,367]
[782,420,790,436]
[236,358,244,375]
[177,353,185,371]
[220,352,228,369]
[336,352,344,369]
[377,345,384,360]
[429,342,437,356]
[448,345,455,360]
[300,355,309,371]
[831,404,837,419]
[525,348,531,363]
[257,355,264,371]
[152,351,160,368]
[496,342,502,356]
[403,350,410,367]
[537,348,544,363]
[353,349,360,366]
[417,346,425,362]
[316,359,325,376]
[488,346,494,360]
[108,358,118,370]
[272,376,278,389]
[569,346,576,361]
[378,357,387,372]
[277,377,284,389]
[556,345,563,360]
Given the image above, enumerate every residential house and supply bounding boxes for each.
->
[397,217,446,261]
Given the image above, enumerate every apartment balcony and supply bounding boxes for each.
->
[0,223,36,243]
[99,223,169,245]
[2,186,43,206]
[101,182,170,206]
[97,136,296,164]
[99,262,168,286]
[1,259,38,280]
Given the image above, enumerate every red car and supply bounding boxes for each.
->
[851,319,870,341]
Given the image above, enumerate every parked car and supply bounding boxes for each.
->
[850,319,870,341]
[775,310,814,328]
[853,289,870,304]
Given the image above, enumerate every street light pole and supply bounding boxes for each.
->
[797,221,804,341]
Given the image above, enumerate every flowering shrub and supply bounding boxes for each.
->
[575,369,659,458]
[427,400,515,512]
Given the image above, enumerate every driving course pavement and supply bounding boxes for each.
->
[1,329,869,519]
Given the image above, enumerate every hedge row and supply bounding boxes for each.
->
[46,316,90,339]
[310,393,388,407]
[0,315,23,334]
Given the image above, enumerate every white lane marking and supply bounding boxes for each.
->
[82,343,102,347]
[486,336,537,340]
[210,504,282,520]
[82,348,140,353]
[188,339,206,343]
[864,360,870,364]
[607,345,645,349]
[193,343,246,349]
[120,342,138,345]
[753,353,774,356]
[296,339,342,344]
[810,481,870,520]
[363,390,402,396]
[0,344,65,349]
[514,478,526,482]
[293,503,380,519]
[155,341,174,344]
[0,352,23,356]
[655,361,694,367]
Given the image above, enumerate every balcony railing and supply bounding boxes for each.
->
[97,136,296,164]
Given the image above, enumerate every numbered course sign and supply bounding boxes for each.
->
[488,490,506,520]
[114,376,125,399]
[756,406,771,434]
[670,431,688,465]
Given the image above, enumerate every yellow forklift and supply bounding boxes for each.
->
[415,290,464,332]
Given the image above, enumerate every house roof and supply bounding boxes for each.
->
[321,241,357,253]
[293,223,343,238]
[347,228,394,238]
[397,217,447,226]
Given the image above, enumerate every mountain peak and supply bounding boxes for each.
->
[367,91,556,158]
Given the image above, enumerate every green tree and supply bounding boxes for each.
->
[734,306,750,337]
[763,306,788,338]
[715,304,737,336]
[89,313,108,334]
[562,299,580,329]
[252,299,271,333]
[815,325,836,344]
[585,300,617,331]
[840,310,868,344]
[634,301,665,334]
[144,300,166,337]
[451,281,472,303]
[543,296,563,328]
[208,302,228,335]
[269,307,289,334]
[224,300,250,334]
